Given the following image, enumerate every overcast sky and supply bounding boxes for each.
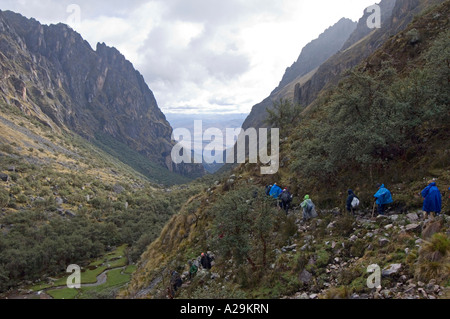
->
[1,0,378,115]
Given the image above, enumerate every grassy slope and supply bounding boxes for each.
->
[0,99,210,294]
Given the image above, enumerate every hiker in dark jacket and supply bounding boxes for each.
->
[201,252,212,270]
[280,188,292,215]
[346,190,359,215]
[170,271,183,293]
[421,180,442,219]
[265,185,273,196]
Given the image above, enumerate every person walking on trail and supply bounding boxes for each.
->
[269,183,282,199]
[269,183,283,209]
[301,195,317,221]
[201,252,212,270]
[346,190,360,215]
[373,184,393,216]
[170,271,183,294]
[421,180,442,220]
[280,188,293,215]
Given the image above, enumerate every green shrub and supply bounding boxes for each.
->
[0,189,9,208]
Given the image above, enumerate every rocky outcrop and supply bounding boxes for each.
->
[0,10,204,178]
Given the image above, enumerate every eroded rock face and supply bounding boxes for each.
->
[0,10,204,178]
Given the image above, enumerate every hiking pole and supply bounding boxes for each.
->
[372,201,377,218]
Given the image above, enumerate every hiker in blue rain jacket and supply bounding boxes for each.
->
[269,183,283,199]
[421,180,442,219]
[373,184,393,215]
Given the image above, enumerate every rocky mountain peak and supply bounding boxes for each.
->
[0,10,205,179]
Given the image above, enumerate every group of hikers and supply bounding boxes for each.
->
[167,180,447,298]
[169,252,213,298]
[265,183,317,221]
[266,180,448,221]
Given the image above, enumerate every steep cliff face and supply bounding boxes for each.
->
[0,10,204,178]
[241,0,445,132]
[294,0,444,109]
[341,0,397,51]
[242,18,357,130]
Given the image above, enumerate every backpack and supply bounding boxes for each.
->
[351,196,360,208]
[280,192,290,202]
[306,200,314,212]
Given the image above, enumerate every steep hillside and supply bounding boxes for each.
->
[295,0,445,109]
[125,1,450,300]
[242,0,445,132]
[0,97,210,294]
[242,17,357,130]
[0,10,204,180]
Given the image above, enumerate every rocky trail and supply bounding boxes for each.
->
[145,206,449,300]
[283,208,449,299]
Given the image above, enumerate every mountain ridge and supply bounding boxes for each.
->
[0,10,205,180]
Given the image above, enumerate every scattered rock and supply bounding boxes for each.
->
[405,223,420,233]
[382,264,402,277]
[379,238,390,247]
[0,173,9,182]
[299,270,313,284]
[65,210,76,218]
[406,213,419,222]
[389,215,399,221]
[381,289,393,299]
[55,197,63,206]
[300,244,310,251]
[211,273,220,280]
[113,183,125,194]
[283,244,297,251]
[421,220,443,239]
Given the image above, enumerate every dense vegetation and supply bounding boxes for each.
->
[93,132,194,186]
[263,19,450,208]
[0,152,206,293]
[291,30,449,183]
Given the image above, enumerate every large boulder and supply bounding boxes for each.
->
[382,264,402,277]
[405,223,421,233]
[421,220,444,240]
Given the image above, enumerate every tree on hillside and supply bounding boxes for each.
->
[266,98,303,138]
[210,188,275,270]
